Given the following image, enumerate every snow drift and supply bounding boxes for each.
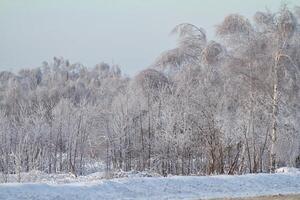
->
[1,171,300,200]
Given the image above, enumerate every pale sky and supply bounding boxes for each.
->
[0,0,298,75]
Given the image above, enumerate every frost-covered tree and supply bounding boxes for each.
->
[0,5,299,181]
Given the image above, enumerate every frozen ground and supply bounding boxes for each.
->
[0,170,161,184]
[0,168,299,200]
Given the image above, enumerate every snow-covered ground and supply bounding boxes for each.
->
[0,170,161,184]
[0,168,300,200]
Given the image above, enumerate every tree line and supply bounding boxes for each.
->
[0,5,300,181]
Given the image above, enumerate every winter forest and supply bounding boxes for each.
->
[1,5,300,182]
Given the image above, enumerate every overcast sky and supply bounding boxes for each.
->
[0,0,299,75]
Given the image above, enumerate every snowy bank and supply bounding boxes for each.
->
[0,170,161,184]
[275,167,300,173]
[1,172,300,200]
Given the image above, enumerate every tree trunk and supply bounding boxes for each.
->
[270,55,279,173]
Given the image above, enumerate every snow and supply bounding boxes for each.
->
[0,170,104,184]
[112,170,161,178]
[275,167,300,173]
[0,170,160,184]
[1,170,300,200]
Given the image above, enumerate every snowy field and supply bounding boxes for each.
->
[0,168,300,200]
